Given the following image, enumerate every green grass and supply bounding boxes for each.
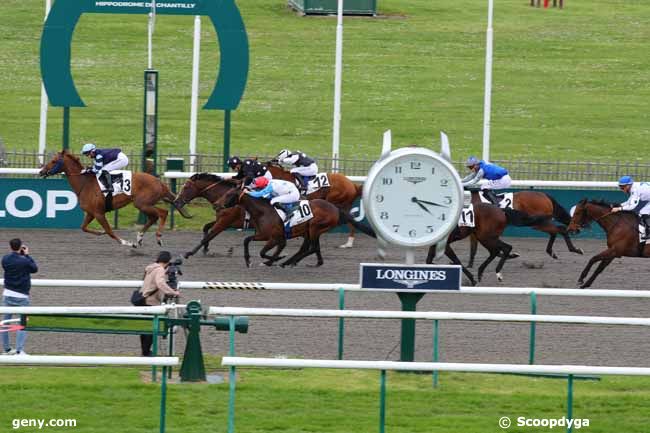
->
[1,365,650,432]
[1,0,649,162]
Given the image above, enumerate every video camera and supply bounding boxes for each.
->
[164,257,183,304]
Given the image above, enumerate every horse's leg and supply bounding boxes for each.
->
[134,204,160,247]
[80,212,105,236]
[261,238,286,266]
[468,234,478,268]
[340,206,356,249]
[308,238,324,267]
[580,257,615,289]
[445,244,476,286]
[154,206,168,246]
[243,235,257,268]
[281,238,310,267]
[283,239,318,267]
[426,244,436,264]
[559,227,584,255]
[493,240,513,282]
[201,220,216,255]
[94,212,135,247]
[477,238,500,282]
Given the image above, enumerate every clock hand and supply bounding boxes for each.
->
[413,198,448,208]
[411,197,433,215]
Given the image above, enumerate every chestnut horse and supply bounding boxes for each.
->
[467,190,583,266]
[427,202,551,284]
[264,161,363,249]
[220,188,375,267]
[568,199,650,288]
[173,174,247,258]
[39,150,190,247]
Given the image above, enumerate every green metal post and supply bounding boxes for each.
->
[338,288,345,360]
[397,293,425,362]
[223,110,231,172]
[62,107,70,150]
[159,366,168,433]
[379,370,386,433]
[228,314,237,433]
[529,292,537,365]
[432,319,439,388]
[170,178,177,229]
[152,315,160,382]
[167,322,174,379]
[567,374,574,433]
[179,301,206,382]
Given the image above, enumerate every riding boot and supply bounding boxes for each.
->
[101,170,113,193]
[482,189,499,205]
[293,174,306,194]
[642,215,650,240]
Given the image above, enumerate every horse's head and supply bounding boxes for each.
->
[39,151,65,178]
[174,174,214,208]
[568,199,612,234]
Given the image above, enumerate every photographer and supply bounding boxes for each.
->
[2,238,38,356]
[138,251,180,357]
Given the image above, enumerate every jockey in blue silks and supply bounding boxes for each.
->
[461,156,512,205]
[81,143,129,193]
[612,175,650,240]
[246,176,300,221]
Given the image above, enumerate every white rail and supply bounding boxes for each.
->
[209,307,650,326]
[222,356,650,376]
[0,355,178,366]
[0,306,171,314]
[17,279,650,299]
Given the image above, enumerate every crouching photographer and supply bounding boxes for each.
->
[135,251,181,357]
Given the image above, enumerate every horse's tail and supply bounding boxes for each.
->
[354,183,363,199]
[505,208,551,227]
[161,185,193,219]
[547,194,572,225]
[337,209,376,238]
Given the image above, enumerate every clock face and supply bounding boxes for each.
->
[363,148,463,248]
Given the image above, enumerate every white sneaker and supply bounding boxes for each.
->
[15,351,29,356]
[2,349,16,355]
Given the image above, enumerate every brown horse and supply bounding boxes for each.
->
[427,201,551,284]
[173,174,248,258]
[264,161,363,249]
[468,190,583,266]
[39,150,190,247]
[220,188,375,267]
[568,199,650,288]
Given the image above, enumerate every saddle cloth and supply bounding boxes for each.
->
[274,200,314,228]
[97,171,133,197]
[479,191,514,209]
[458,204,476,228]
[305,173,331,195]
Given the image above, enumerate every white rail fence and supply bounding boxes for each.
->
[0,355,178,366]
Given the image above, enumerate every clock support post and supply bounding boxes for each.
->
[398,248,425,362]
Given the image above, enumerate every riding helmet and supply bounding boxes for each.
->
[465,156,480,167]
[618,175,634,186]
[253,176,269,189]
[81,143,96,155]
[227,156,242,169]
[277,149,292,161]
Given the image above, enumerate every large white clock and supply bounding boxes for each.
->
[362,147,464,248]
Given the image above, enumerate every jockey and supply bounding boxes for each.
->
[462,156,512,205]
[277,149,318,194]
[81,143,129,193]
[612,175,650,240]
[228,157,273,185]
[246,176,300,220]
[227,156,243,176]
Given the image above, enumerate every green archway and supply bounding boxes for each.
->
[40,0,249,110]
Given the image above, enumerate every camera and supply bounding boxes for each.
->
[165,257,183,291]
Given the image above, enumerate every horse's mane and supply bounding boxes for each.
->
[587,199,616,208]
[190,173,239,187]
[61,149,82,165]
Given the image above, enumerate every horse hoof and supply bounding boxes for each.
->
[183,252,192,259]
[157,238,163,247]
[338,243,352,249]
[576,248,584,255]
[496,272,503,282]
[246,262,252,268]
[307,263,323,268]
[552,253,558,259]
[509,252,520,259]
[226,247,234,257]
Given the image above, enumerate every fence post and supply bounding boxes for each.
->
[432,319,440,388]
[566,374,574,433]
[152,314,160,382]
[159,366,168,433]
[529,292,537,364]
[379,370,386,433]
[228,315,237,433]
[337,288,345,360]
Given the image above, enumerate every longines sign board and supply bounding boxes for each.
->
[0,179,83,228]
[360,263,461,291]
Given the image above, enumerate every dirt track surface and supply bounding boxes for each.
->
[2,228,650,367]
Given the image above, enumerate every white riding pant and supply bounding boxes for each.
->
[101,152,129,173]
[270,190,300,205]
[481,174,512,190]
[263,170,273,181]
[290,163,318,177]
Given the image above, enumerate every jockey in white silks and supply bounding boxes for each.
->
[612,175,650,240]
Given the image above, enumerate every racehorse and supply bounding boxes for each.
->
[219,188,375,267]
[568,199,650,288]
[172,174,247,258]
[39,150,190,247]
[427,202,551,284]
[264,161,363,249]
[467,190,583,266]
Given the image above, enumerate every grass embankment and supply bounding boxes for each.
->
[1,0,649,161]
[1,365,649,432]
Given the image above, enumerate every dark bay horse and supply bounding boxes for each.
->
[264,161,363,249]
[220,189,375,267]
[173,174,247,258]
[468,190,583,266]
[427,202,551,284]
[568,199,650,288]
[39,150,190,247]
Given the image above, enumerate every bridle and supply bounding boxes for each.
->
[176,177,233,208]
